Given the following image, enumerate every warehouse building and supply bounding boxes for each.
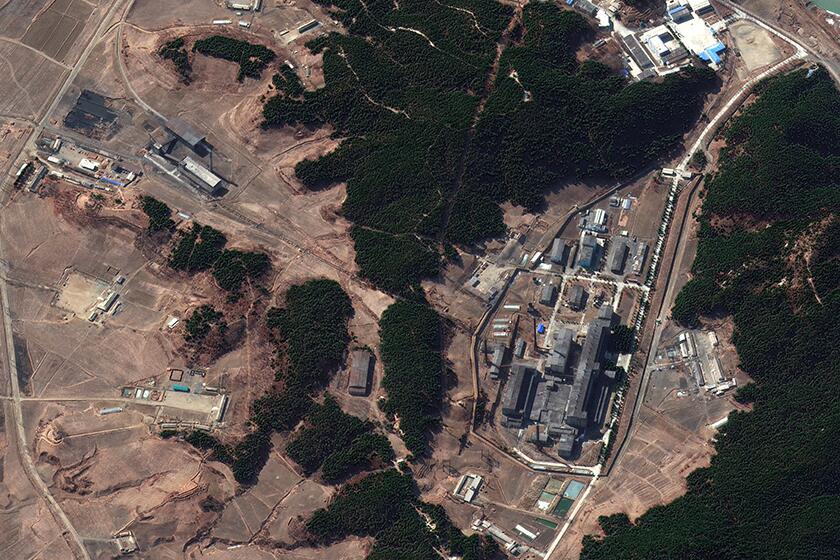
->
[166,118,207,152]
[545,327,575,378]
[640,26,689,66]
[566,306,616,429]
[181,156,223,195]
[501,365,538,424]
[540,284,557,306]
[528,378,574,442]
[489,344,505,379]
[610,239,629,274]
[568,284,586,310]
[349,349,374,396]
[621,33,655,71]
[549,238,568,265]
[578,234,599,270]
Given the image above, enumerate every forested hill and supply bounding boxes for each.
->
[582,69,840,560]
[264,1,715,294]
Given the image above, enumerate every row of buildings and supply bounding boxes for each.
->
[620,0,727,80]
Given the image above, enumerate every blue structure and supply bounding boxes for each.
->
[172,384,190,393]
[699,41,726,65]
[99,177,125,187]
[537,323,546,335]
[668,5,692,22]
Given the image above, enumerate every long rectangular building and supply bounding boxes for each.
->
[545,327,574,378]
[349,349,374,396]
[182,156,222,191]
[501,365,536,422]
[566,306,615,429]
[610,239,628,274]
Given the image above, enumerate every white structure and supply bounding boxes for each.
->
[96,291,118,312]
[182,157,222,190]
[79,158,99,172]
[596,8,611,28]
[453,473,483,503]
[666,0,725,66]
[639,25,689,67]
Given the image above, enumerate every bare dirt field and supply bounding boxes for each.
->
[0,119,32,176]
[551,404,718,559]
[0,40,68,119]
[739,0,840,61]
[730,20,784,71]
[0,402,76,560]
[20,0,92,61]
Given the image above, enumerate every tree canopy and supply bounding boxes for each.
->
[582,68,840,560]
[263,2,714,294]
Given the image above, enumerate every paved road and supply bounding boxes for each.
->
[0,263,91,560]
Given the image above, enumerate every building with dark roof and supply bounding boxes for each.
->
[566,306,615,429]
[578,234,599,270]
[349,349,374,396]
[568,284,586,310]
[501,365,537,423]
[166,118,206,150]
[621,34,655,70]
[545,327,574,378]
[540,284,557,306]
[550,238,567,265]
[610,239,629,274]
[489,345,505,379]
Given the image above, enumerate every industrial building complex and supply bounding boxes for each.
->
[499,306,618,457]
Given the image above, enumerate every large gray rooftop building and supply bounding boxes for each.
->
[501,365,537,423]
[610,239,629,274]
[566,306,615,429]
[578,234,599,270]
[545,327,575,378]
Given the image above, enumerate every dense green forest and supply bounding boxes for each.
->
[582,69,840,560]
[159,37,192,83]
[211,249,271,292]
[262,2,713,292]
[140,196,174,232]
[237,279,354,484]
[184,304,226,343]
[265,279,354,387]
[272,65,304,98]
[168,223,270,293]
[307,469,499,560]
[378,300,443,457]
[170,224,227,272]
[286,394,394,482]
[192,35,276,81]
